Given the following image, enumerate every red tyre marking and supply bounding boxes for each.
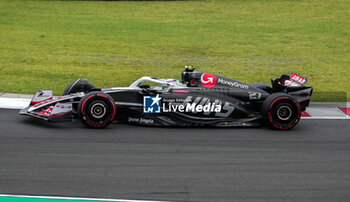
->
[109,99,116,121]
[86,121,105,128]
[273,123,296,130]
[268,112,273,123]
[81,94,95,114]
[269,97,289,109]
[296,102,301,119]
[86,121,97,128]
[97,93,108,98]
[268,96,300,130]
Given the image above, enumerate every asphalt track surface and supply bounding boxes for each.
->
[0,109,350,202]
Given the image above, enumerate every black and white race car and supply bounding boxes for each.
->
[20,67,313,130]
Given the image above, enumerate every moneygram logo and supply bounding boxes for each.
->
[217,78,249,89]
[200,73,217,88]
[143,94,161,113]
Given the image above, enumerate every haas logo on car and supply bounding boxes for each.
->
[201,73,217,88]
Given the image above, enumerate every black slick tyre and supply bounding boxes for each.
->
[78,92,115,128]
[261,93,301,130]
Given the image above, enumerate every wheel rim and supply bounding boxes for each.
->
[270,100,299,128]
[276,105,292,121]
[90,102,106,119]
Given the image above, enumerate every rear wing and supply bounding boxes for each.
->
[289,73,308,86]
[30,90,53,105]
[272,73,307,86]
[272,73,308,92]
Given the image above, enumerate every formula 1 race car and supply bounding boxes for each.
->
[20,67,313,130]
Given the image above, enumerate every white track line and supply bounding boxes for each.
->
[301,116,350,120]
[0,194,170,202]
[0,98,30,109]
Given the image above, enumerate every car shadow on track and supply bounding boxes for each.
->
[18,114,308,136]
[19,116,83,129]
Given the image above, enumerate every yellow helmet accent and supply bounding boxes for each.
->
[185,65,194,70]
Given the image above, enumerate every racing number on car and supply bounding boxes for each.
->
[248,92,261,100]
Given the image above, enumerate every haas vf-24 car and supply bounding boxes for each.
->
[20,67,313,130]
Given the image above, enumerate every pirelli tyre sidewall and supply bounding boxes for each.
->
[261,93,301,130]
[78,92,115,128]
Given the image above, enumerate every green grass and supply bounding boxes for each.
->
[0,0,349,101]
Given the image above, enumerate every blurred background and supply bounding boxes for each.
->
[0,0,348,101]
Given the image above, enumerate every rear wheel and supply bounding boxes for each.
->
[261,93,301,130]
[78,92,115,128]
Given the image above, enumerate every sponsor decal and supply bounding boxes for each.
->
[284,80,302,87]
[201,73,217,88]
[128,117,155,124]
[290,73,307,85]
[143,94,161,113]
[55,104,72,109]
[143,95,235,117]
[217,78,249,89]
[51,103,72,116]
[164,96,234,117]
[163,97,221,113]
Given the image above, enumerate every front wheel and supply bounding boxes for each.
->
[78,92,115,128]
[261,93,301,130]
